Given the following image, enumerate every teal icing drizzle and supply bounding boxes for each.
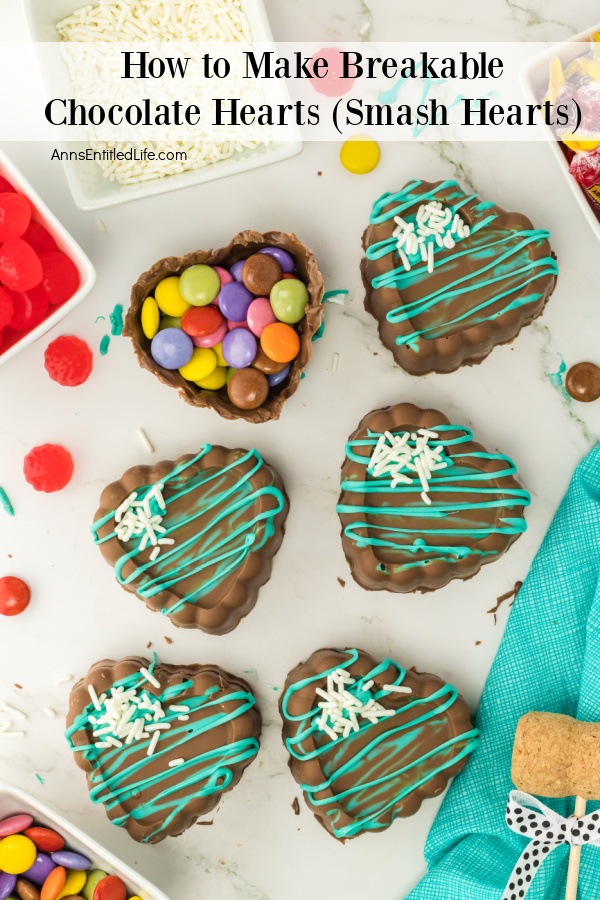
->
[92,447,285,617]
[336,423,530,570]
[365,179,558,353]
[65,661,259,842]
[281,649,479,839]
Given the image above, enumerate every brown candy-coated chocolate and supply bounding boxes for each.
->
[227,367,269,410]
[126,231,324,423]
[67,657,261,843]
[566,362,600,402]
[252,346,288,375]
[242,253,282,295]
[16,880,40,900]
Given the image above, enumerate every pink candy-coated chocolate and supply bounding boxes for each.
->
[227,320,250,330]
[192,319,228,348]
[213,266,233,287]
[247,297,277,337]
[0,814,33,838]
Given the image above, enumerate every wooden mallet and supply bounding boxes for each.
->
[512,711,600,900]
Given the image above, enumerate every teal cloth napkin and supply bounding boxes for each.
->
[406,443,600,900]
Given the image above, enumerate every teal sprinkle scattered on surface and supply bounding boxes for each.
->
[95,315,107,323]
[0,487,14,517]
[323,289,349,303]
[109,303,124,336]
[547,356,570,402]
[99,335,111,355]
[35,774,45,785]
[300,372,306,380]
[312,320,326,342]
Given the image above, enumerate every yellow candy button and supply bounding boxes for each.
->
[179,347,217,382]
[0,834,36,874]
[155,276,190,317]
[213,342,227,367]
[340,136,381,174]
[141,296,160,339]
[196,365,227,390]
[58,869,87,898]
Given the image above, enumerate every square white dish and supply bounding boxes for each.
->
[0,783,170,900]
[0,148,96,368]
[22,0,303,211]
[520,22,600,241]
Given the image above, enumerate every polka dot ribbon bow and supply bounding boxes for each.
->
[502,790,600,900]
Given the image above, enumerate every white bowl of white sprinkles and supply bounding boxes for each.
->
[23,0,302,210]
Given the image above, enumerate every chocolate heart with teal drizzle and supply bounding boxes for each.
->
[92,445,289,634]
[281,647,478,840]
[66,657,261,843]
[362,179,558,374]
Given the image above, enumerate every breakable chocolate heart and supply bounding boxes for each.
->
[66,657,261,843]
[281,647,478,840]
[362,179,558,374]
[336,402,530,592]
[125,230,324,423]
[92,445,289,634]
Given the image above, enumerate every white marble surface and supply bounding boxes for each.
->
[1,1,600,898]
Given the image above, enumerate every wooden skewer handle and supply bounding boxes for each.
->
[565,796,587,900]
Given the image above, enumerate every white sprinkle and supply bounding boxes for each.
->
[54,674,73,685]
[138,428,155,454]
[331,352,339,374]
[178,715,190,722]
[0,721,12,734]
[44,707,57,718]
[359,20,370,36]
[1,730,25,738]
[384,684,413,694]
[168,704,189,713]
[168,758,185,768]
[1,702,27,721]
[139,667,161,689]
[147,730,160,756]
[421,491,432,505]
[149,546,161,561]
[88,686,102,711]
[95,219,107,233]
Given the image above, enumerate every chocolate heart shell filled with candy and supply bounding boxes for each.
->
[66,657,261,843]
[361,179,558,374]
[280,647,479,840]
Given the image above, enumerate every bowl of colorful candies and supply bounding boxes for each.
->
[0,783,169,899]
[125,231,324,423]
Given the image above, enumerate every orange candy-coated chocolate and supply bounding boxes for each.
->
[260,322,300,364]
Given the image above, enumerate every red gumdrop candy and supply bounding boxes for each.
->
[38,252,80,307]
[0,286,14,331]
[9,286,48,331]
[0,193,31,241]
[0,176,15,193]
[44,336,93,387]
[23,443,74,492]
[0,239,43,291]
[23,221,56,255]
[569,148,600,191]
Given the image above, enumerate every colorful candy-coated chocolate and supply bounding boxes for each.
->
[22,830,63,854]
[0,872,16,900]
[154,277,189,318]
[227,320,248,330]
[192,319,228,348]
[179,265,220,307]
[252,346,288,375]
[140,297,159,340]
[50,851,90,871]
[246,297,276,337]
[181,305,223,338]
[195,365,227,390]
[0,576,30,616]
[241,253,282,296]
[229,259,245,282]
[15,876,39,900]
[213,343,227,367]
[158,315,181,331]
[91,874,126,900]
[0,816,33,839]
[269,279,309,324]
[340,136,381,174]
[259,246,295,273]
[226,367,238,384]
[150,328,193,370]
[213,266,233,287]
[0,836,37,874]
[260,322,300,363]
[22,853,55,885]
[218,282,254,322]
[267,364,291,387]
[222,328,257,368]
[81,871,107,900]
[178,347,217,382]
[227,368,269,410]
[56,868,86,898]
[40,866,65,900]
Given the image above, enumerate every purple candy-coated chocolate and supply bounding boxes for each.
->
[0,872,16,900]
[0,814,33,838]
[150,328,194,370]
[247,297,277,337]
[259,246,295,273]
[218,282,254,322]
[23,852,55,885]
[51,849,91,870]
[267,364,291,387]
[193,319,228,348]
[213,265,233,288]
[230,259,245,282]
[222,328,257,369]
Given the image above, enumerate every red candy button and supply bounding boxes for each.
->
[9,286,48,331]
[181,305,224,337]
[23,221,57,255]
[44,336,93,387]
[0,177,15,193]
[23,444,74,493]
[0,576,31,617]
[0,193,31,241]
[38,252,80,307]
[41,866,65,900]
[0,239,43,291]
[93,875,127,900]
[0,286,14,331]
[23,827,65,853]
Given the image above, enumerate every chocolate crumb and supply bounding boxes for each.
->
[488,581,522,625]
[164,636,173,644]
[373,352,378,356]
[317,171,322,176]
[337,577,346,588]
[196,820,214,826]
[474,641,482,646]
[146,641,152,649]
[292,797,300,815]
[14,683,22,690]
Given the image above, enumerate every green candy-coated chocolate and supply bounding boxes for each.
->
[269,279,309,324]
[158,315,181,330]
[179,265,220,307]
[82,870,108,900]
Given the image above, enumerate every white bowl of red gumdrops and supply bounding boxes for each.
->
[0,150,95,368]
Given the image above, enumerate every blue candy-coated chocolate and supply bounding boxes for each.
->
[259,246,295,273]
[267,364,291,387]
[222,328,257,368]
[150,328,194,370]
[51,849,92,870]
[23,852,55,884]
[0,872,15,900]
[230,259,245,282]
[218,282,254,322]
